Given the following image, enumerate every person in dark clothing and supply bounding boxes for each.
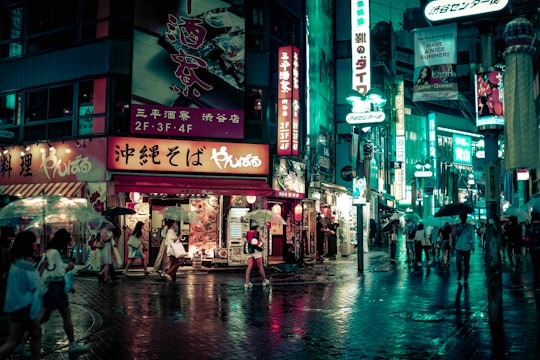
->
[326,217,339,260]
[316,215,327,262]
[525,207,540,299]
[506,215,523,268]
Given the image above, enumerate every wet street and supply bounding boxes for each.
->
[2,244,540,359]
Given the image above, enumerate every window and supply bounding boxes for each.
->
[0,5,23,59]
[0,0,116,59]
[0,92,19,126]
[77,78,107,135]
[26,85,73,122]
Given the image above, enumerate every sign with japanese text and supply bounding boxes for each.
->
[0,138,107,185]
[413,24,458,102]
[130,104,243,138]
[475,71,505,130]
[395,76,405,136]
[351,0,371,96]
[425,0,509,22]
[277,46,300,156]
[132,0,245,139]
[453,134,472,165]
[107,136,269,175]
[272,158,305,198]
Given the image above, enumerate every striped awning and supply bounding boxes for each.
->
[1,182,85,198]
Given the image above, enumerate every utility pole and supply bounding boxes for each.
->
[477,21,503,329]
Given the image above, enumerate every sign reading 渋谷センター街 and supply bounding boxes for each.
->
[107,136,269,176]
[413,23,458,102]
[0,138,108,185]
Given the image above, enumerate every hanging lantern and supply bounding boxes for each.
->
[294,204,303,221]
[246,196,257,204]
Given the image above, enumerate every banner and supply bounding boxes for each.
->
[413,24,458,102]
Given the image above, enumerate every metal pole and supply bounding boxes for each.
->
[356,203,364,273]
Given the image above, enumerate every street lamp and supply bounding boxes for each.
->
[346,89,388,273]
[414,159,433,218]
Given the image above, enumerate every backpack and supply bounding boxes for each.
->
[243,240,254,254]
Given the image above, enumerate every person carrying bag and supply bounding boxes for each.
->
[165,231,186,283]
[123,221,149,276]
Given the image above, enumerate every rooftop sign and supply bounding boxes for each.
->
[424,0,509,22]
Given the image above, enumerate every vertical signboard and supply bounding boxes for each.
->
[394,77,405,200]
[428,112,437,182]
[475,71,505,130]
[277,46,300,156]
[351,0,371,95]
[413,23,458,102]
[453,134,472,165]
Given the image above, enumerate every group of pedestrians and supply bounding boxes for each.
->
[0,228,88,359]
[389,213,476,282]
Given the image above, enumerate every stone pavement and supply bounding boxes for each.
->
[1,239,539,359]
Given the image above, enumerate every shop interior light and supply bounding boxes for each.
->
[246,196,257,204]
[76,141,81,148]
[24,144,31,151]
[48,143,54,151]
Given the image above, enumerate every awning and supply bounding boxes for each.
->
[113,175,273,196]
[1,182,85,198]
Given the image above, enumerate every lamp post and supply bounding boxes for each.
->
[414,159,433,218]
[346,89,387,273]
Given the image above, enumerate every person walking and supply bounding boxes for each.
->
[97,222,114,283]
[123,221,150,276]
[389,223,398,264]
[524,205,540,298]
[453,213,475,282]
[414,223,431,266]
[506,215,522,269]
[405,220,416,263]
[37,229,88,354]
[0,231,47,360]
[165,234,186,283]
[244,223,269,288]
[439,222,454,267]
[154,219,176,275]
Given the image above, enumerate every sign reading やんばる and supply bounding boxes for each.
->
[0,138,108,185]
[107,136,269,176]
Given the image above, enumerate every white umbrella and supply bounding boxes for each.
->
[244,209,286,225]
[161,206,201,223]
[0,195,90,226]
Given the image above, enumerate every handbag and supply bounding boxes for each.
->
[168,240,187,258]
[127,235,142,249]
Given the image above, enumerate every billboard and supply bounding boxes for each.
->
[413,24,458,102]
[475,71,505,130]
[132,0,245,139]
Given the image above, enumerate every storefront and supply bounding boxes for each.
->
[0,137,109,261]
[107,136,273,267]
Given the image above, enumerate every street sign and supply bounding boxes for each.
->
[346,111,385,125]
